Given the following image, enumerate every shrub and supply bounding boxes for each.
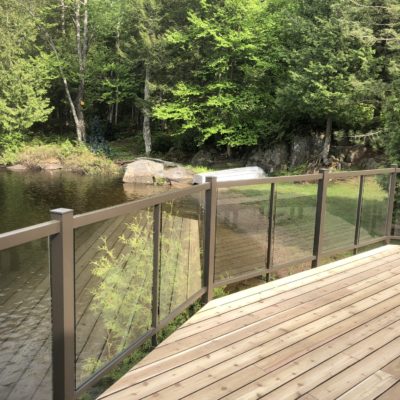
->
[0,139,120,175]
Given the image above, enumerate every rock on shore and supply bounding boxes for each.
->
[123,158,194,185]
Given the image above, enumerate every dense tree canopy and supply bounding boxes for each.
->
[1,0,400,163]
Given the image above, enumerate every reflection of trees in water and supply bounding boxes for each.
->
[0,239,48,291]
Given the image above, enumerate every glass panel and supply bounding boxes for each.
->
[214,185,269,282]
[75,210,153,386]
[323,177,359,252]
[159,194,204,321]
[0,240,52,400]
[359,175,389,242]
[273,182,318,265]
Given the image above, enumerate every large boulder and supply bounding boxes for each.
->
[290,135,312,167]
[39,158,63,171]
[123,159,165,184]
[123,158,194,185]
[164,166,194,184]
[6,164,28,171]
[246,143,289,173]
[347,145,368,164]
[191,148,218,166]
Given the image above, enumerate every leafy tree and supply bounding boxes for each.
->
[154,0,269,150]
[0,0,55,148]
[274,0,376,164]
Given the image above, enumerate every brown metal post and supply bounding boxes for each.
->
[50,208,75,400]
[354,175,365,255]
[151,204,161,346]
[266,183,277,281]
[312,169,329,268]
[203,177,217,303]
[385,164,398,243]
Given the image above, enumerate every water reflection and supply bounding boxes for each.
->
[0,170,170,233]
[0,170,170,399]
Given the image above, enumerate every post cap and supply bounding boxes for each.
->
[50,208,74,216]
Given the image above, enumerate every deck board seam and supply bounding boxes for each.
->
[157,253,400,346]
[97,285,400,399]
[135,260,400,368]
[200,246,399,313]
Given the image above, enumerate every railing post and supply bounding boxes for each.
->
[266,183,277,281]
[386,164,398,244]
[203,177,217,303]
[312,169,329,268]
[50,208,75,400]
[354,175,365,255]
[151,204,161,346]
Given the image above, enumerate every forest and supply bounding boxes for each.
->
[1,0,400,165]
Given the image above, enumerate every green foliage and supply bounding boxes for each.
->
[3,0,400,163]
[0,1,56,141]
[0,139,120,175]
[87,208,187,370]
[154,0,269,148]
[273,0,376,133]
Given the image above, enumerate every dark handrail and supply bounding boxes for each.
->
[0,220,60,251]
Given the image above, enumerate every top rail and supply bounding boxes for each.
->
[216,173,322,188]
[73,182,210,228]
[327,167,395,179]
[0,220,60,251]
[215,168,395,189]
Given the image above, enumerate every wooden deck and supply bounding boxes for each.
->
[98,245,400,400]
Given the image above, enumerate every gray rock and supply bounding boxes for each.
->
[360,157,378,170]
[123,159,194,185]
[39,158,63,170]
[347,146,368,164]
[123,159,165,184]
[6,164,28,171]
[191,149,216,166]
[290,135,311,167]
[246,143,289,173]
[164,167,194,183]
[135,157,178,168]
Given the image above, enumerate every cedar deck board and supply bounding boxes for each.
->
[98,245,400,400]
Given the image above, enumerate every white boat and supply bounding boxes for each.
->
[193,166,267,184]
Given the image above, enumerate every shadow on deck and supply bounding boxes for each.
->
[98,245,400,400]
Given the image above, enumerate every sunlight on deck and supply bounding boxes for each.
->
[98,245,400,400]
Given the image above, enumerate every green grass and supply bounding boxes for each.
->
[183,164,215,174]
[0,139,121,175]
[108,137,140,162]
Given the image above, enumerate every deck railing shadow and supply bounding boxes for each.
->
[0,166,399,400]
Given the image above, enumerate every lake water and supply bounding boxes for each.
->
[0,169,169,233]
[0,170,170,400]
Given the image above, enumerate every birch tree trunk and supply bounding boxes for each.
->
[322,116,332,166]
[60,0,66,36]
[143,64,152,155]
[74,0,88,142]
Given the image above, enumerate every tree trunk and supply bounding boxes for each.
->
[74,0,88,142]
[108,104,114,123]
[60,0,66,36]
[75,100,86,142]
[322,116,333,166]
[115,87,119,125]
[143,65,152,155]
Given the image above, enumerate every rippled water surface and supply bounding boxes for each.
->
[0,170,168,399]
